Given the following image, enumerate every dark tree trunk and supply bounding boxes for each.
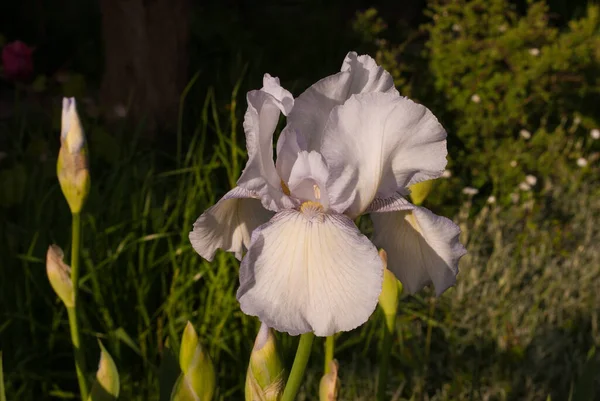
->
[99,0,191,135]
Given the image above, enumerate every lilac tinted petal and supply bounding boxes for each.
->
[321,92,447,218]
[237,89,295,211]
[371,206,466,296]
[189,187,274,261]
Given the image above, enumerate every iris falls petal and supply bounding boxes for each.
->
[237,207,384,336]
[371,207,466,296]
[189,187,274,261]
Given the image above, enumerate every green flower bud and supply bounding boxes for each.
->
[319,360,340,401]
[171,322,215,401]
[57,97,90,214]
[245,323,285,401]
[88,341,120,401]
[46,245,74,308]
[377,249,401,332]
[409,180,434,206]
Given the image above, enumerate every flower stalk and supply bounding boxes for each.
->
[324,336,334,374]
[68,212,89,400]
[280,333,314,401]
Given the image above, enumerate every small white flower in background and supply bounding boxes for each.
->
[442,169,452,178]
[520,129,531,140]
[452,24,462,32]
[519,182,531,192]
[510,160,518,168]
[462,187,479,196]
[573,116,581,126]
[498,24,508,33]
[529,48,540,56]
[487,195,496,204]
[591,129,600,140]
[525,175,537,186]
[577,157,588,167]
[471,94,481,104]
[189,52,466,336]
[510,193,520,203]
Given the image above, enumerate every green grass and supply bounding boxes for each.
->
[0,80,599,401]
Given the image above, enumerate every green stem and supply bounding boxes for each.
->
[324,335,334,373]
[281,333,314,401]
[377,314,395,401]
[68,213,88,400]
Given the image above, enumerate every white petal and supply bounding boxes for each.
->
[189,187,274,261]
[286,52,398,152]
[341,51,398,96]
[237,208,383,336]
[321,92,447,218]
[275,126,307,184]
[371,207,466,296]
[237,89,295,211]
[287,151,330,209]
[365,191,413,213]
[261,74,294,116]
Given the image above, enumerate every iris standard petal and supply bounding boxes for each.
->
[261,74,294,116]
[371,207,466,296]
[275,127,307,184]
[341,51,398,96]
[286,52,397,151]
[321,92,447,218]
[237,207,384,336]
[287,151,330,209]
[189,187,274,261]
[237,89,296,211]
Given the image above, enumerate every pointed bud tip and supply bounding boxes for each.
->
[88,341,120,400]
[319,360,340,401]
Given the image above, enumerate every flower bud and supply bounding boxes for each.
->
[409,180,434,206]
[88,341,120,401]
[46,245,74,308]
[57,97,90,214]
[171,322,215,401]
[377,249,401,332]
[245,323,285,401]
[319,360,340,401]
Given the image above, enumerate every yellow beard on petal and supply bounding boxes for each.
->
[281,180,291,196]
[300,201,325,222]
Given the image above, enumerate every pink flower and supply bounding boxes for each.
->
[2,41,34,82]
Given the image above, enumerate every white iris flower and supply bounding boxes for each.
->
[189,52,466,336]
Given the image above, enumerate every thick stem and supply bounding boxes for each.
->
[281,333,314,401]
[324,335,334,373]
[69,213,88,400]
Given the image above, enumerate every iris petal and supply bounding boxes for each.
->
[237,208,383,336]
[371,207,466,296]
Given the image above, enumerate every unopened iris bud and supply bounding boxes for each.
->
[245,323,285,401]
[409,180,434,206]
[171,322,215,401]
[88,341,120,401]
[57,97,90,214]
[319,360,340,401]
[46,245,74,308]
[377,249,401,332]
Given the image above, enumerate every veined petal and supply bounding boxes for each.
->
[287,151,330,210]
[365,191,413,213]
[237,89,295,211]
[286,52,398,152]
[371,207,466,296]
[322,92,447,218]
[189,187,274,261]
[237,208,383,336]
